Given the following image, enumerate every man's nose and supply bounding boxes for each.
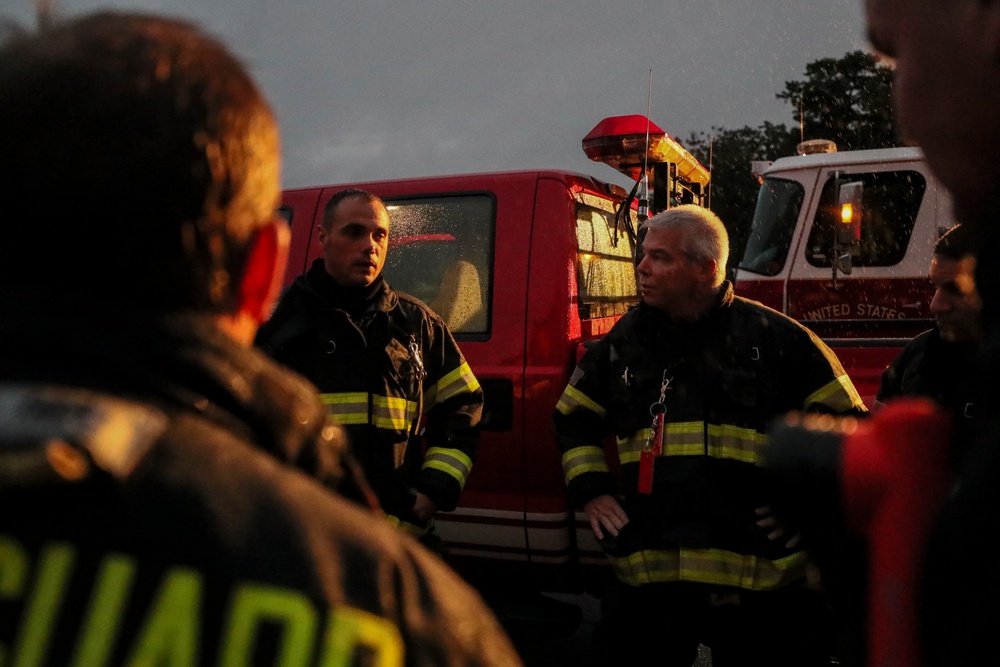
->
[930,290,948,314]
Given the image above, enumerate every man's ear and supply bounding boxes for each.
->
[237,218,289,324]
[700,258,720,285]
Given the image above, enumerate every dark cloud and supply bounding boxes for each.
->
[4,0,865,189]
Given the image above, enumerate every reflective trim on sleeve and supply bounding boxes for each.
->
[384,514,430,537]
[561,445,610,482]
[555,385,607,418]
[617,422,765,464]
[424,362,480,409]
[422,447,473,487]
[607,547,808,590]
[319,393,369,425]
[805,375,865,413]
[372,395,417,431]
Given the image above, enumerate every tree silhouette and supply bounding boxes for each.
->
[684,50,899,271]
[778,50,898,151]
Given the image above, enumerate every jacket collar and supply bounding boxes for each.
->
[0,305,332,473]
[298,258,398,317]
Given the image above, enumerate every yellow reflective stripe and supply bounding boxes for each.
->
[372,395,417,430]
[319,393,369,425]
[707,424,767,464]
[561,445,610,482]
[425,362,480,408]
[422,447,473,487]
[619,423,765,464]
[805,375,865,413]
[556,385,607,418]
[618,422,704,462]
[607,548,808,590]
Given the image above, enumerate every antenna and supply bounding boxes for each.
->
[799,94,805,143]
[638,69,652,223]
[708,135,714,210]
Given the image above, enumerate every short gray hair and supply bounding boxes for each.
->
[643,205,729,285]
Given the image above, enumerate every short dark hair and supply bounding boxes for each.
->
[321,188,385,230]
[0,12,280,311]
[934,224,980,260]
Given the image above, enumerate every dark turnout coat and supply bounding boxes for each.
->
[554,283,866,591]
[0,309,519,666]
[256,261,483,532]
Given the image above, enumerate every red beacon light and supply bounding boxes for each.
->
[582,115,710,190]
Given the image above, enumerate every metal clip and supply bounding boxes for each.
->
[643,371,672,453]
[657,370,671,403]
[408,335,426,380]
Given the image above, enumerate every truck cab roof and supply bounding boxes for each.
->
[763,146,926,176]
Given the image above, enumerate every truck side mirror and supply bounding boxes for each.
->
[837,182,863,246]
[834,250,854,276]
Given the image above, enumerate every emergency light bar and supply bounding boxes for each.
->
[582,115,710,188]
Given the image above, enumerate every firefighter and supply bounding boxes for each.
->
[862,1,1000,663]
[256,189,483,539]
[552,205,866,666]
[876,224,983,459]
[0,12,520,665]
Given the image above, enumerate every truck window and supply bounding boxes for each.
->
[575,204,638,319]
[805,170,926,268]
[740,178,805,276]
[381,195,493,336]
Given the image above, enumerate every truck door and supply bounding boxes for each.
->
[785,165,935,337]
[784,164,938,400]
[278,188,323,285]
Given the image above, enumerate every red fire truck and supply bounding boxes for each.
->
[735,144,957,405]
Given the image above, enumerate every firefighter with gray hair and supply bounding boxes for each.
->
[554,204,865,665]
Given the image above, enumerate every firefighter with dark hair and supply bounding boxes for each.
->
[256,188,482,539]
[876,225,983,456]
[0,12,519,664]
[553,205,865,666]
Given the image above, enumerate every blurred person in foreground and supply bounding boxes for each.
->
[818,0,1000,663]
[0,11,520,665]
[553,204,865,666]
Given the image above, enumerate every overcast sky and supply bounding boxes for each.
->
[2,0,868,190]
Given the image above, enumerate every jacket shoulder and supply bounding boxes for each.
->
[393,290,446,325]
[730,295,819,339]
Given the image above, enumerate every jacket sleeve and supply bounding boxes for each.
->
[414,312,483,512]
[791,324,869,415]
[552,338,619,509]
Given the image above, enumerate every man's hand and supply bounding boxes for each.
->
[412,492,437,522]
[755,504,802,549]
[584,494,629,540]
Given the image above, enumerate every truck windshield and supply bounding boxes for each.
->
[382,195,494,336]
[575,203,638,319]
[739,178,805,276]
